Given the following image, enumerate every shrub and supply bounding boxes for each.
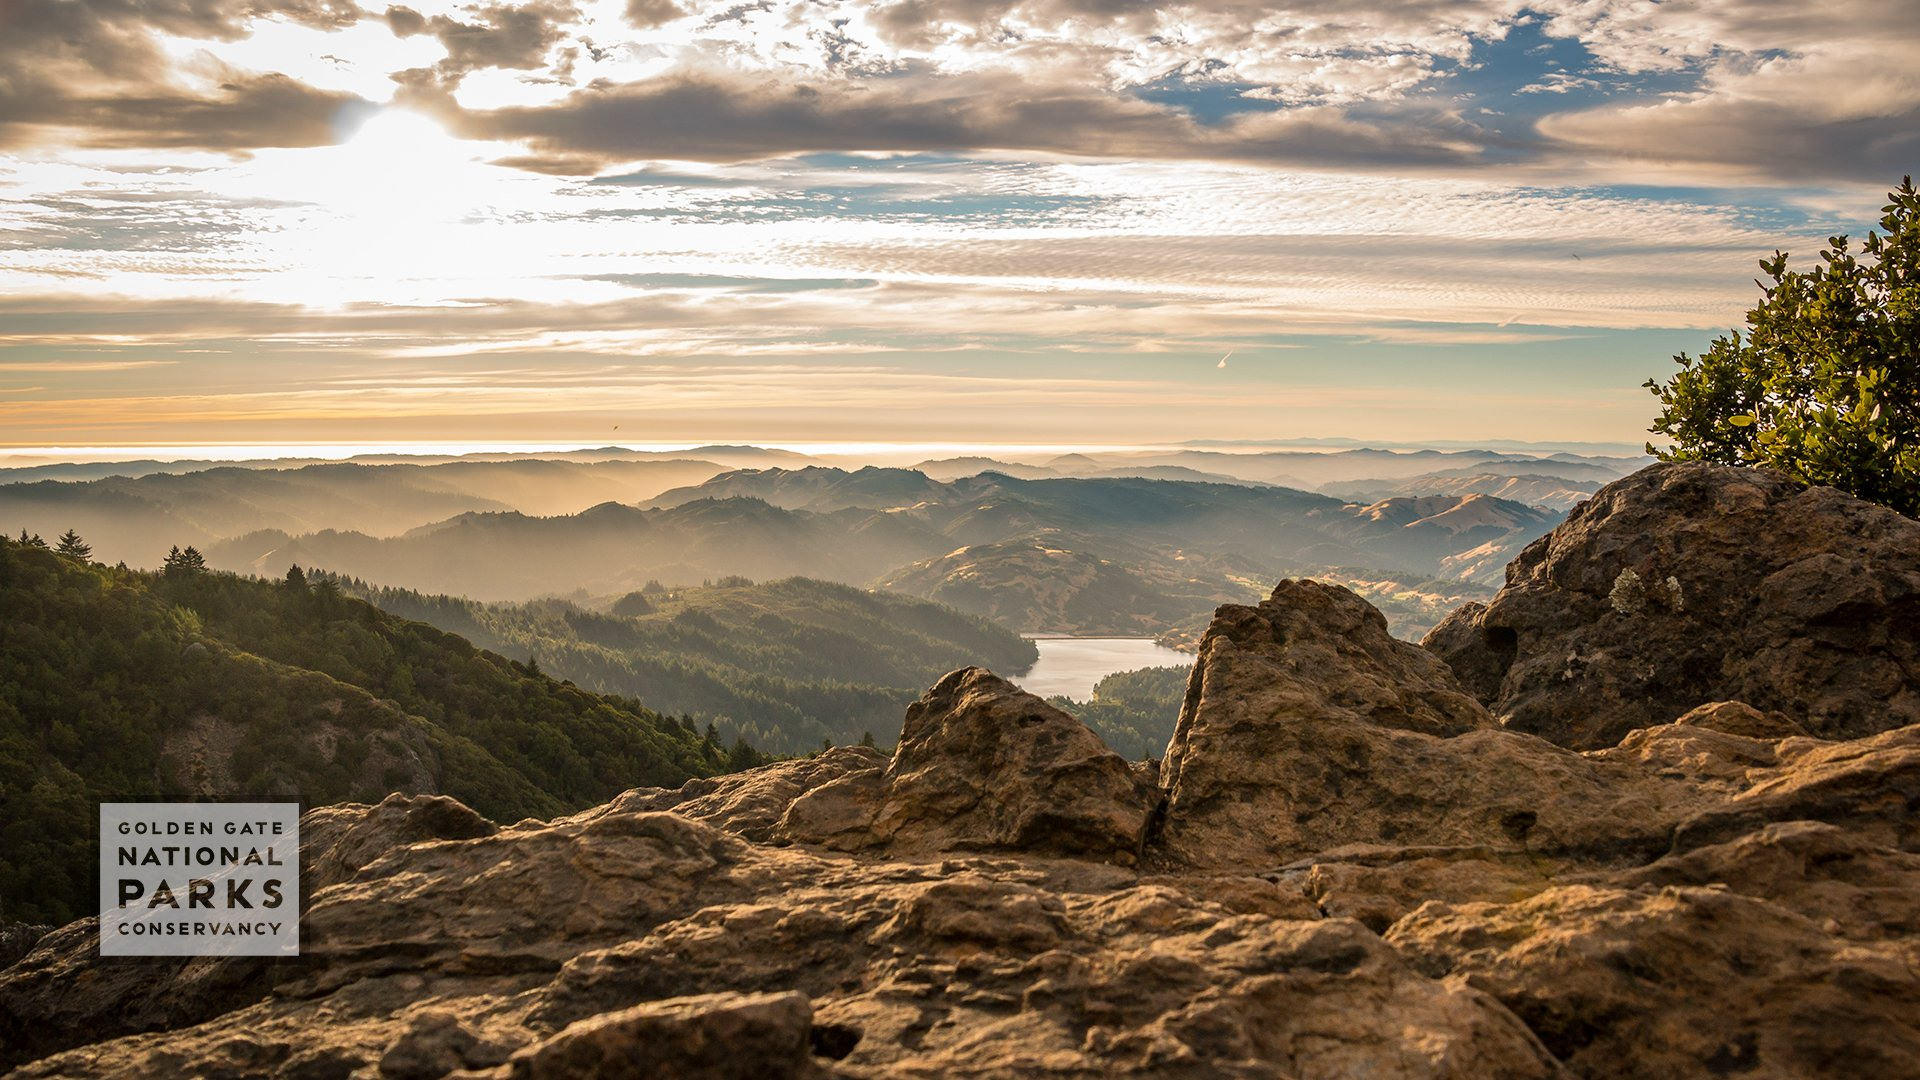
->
[1646,177,1920,516]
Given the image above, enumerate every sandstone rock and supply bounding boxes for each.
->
[777,765,886,850]
[1153,580,1703,869]
[1600,820,1920,940]
[1389,883,1920,1079]
[0,922,49,969]
[1669,724,1920,854]
[603,746,887,843]
[506,991,819,1080]
[7,813,1564,1080]
[1672,700,1808,740]
[305,792,497,890]
[867,667,1160,863]
[1424,462,1920,748]
[1281,847,1555,934]
[0,795,510,1070]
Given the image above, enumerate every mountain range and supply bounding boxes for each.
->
[202,468,1561,636]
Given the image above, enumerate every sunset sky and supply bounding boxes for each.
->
[2,1,1915,452]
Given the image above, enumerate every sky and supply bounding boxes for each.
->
[1,1,1915,452]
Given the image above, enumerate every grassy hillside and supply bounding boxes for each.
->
[334,575,1039,755]
[0,535,752,925]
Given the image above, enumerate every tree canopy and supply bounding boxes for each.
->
[1646,177,1920,516]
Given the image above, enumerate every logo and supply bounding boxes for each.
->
[99,802,300,957]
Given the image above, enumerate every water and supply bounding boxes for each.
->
[1015,637,1194,701]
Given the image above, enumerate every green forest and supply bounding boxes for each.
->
[330,574,1039,754]
[0,534,755,925]
[1048,665,1191,761]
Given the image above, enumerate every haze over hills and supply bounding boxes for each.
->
[0,458,736,565]
[1322,473,1605,512]
[0,444,807,485]
[195,467,1562,637]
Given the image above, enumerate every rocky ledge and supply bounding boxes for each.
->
[5,463,1919,1079]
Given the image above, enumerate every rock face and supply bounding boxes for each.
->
[868,667,1159,861]
[1424,462,1920,748]
[598,671,1161,863]
[8,467,1920,1079]
[1153,580,1704,868]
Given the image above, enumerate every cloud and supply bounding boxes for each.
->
[5,0,1917,183]
[0,0,372,152]
[1538,49,1920,184]
[625,0,686,28]
[385,0,581,81]
[446,70,1498,170]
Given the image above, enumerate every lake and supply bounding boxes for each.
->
[1015,637,1194,701]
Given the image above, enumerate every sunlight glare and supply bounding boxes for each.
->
[320,109,487,226]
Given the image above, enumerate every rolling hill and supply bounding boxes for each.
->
[0,457,738,565]
[201,469,1560,635]
[0,535,750,925]
[330,575,1038,755]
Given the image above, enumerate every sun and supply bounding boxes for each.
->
[232,107,543,306]
[317,109,490,225]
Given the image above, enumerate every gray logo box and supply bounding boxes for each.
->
[99,802,300,956]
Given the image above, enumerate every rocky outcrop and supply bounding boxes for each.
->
[604,746,889,843]
[1153,579,1705,869]
[599,671,1160,863]
[867,667,1159,861]
[0,792,503,1069]
[1424,462,1920,748]
[10,474,1920,1078]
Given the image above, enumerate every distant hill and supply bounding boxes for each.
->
[1037,447,1647,488]
[332,575,1037,755]
[0,458,732,565]
[1321,472,1603,511]
[876,539,1231,634]
[0,536,749,925]
[201,469,1560,634]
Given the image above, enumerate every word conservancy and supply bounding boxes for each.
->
[99,802,301,956]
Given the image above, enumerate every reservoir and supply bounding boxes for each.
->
[1016,637,1193,701]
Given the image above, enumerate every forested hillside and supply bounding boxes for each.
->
[1046,665,1191,760]
[333,575,1038,754]
[0,535,752,925]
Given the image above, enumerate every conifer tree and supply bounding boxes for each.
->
[54,529,90,560]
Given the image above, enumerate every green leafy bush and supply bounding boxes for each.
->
[1646,177,1920,516]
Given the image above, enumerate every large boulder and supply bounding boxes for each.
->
[592,670,1161,864]
[867,666,1160,863]
[1424,462,1920,748]
[1153,580,1707,869]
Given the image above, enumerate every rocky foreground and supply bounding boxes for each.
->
[4,462,1919,1078]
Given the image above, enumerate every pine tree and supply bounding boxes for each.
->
[54,530,90,560]
[859,730,877,748]
[285,564,308,590]
[163,545,207,576]
[726,736,760,772]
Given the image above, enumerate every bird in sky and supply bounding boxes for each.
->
[1217,350,1233,369]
